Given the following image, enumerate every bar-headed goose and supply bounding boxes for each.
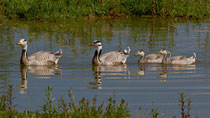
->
[17,39,62,66]
[158,49,196,65]
[88,40,130,66]
[135,50,163,63]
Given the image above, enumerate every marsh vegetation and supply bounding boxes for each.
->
[0,84,195,118]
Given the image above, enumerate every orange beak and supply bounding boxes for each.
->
[17,42,22,45]
[157,51,161,54]
[88,44,93,46]
[135,52,139,56]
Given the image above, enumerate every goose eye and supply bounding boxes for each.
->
[23,39,26,42]
[94,40,100,44]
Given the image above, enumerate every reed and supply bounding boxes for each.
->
[0,0,208,21]
[179,93,192,118]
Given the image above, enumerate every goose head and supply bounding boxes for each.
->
[17,39,28,50]
[135,50,145,56]
[88,40,103,65]
[88,40,102,51]
[157,48,168,55]
[123,47,130,55]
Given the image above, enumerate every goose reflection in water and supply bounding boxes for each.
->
[19,65,62,93]
[89,64,130,89]
[136,64,162,76]
[136,64,196,80]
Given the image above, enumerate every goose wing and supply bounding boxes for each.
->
[170,54,196,65]
[28,51,56,62]
[171,56,187,61]
[144,54,163,63]
[145,54,162,60]
[100,51,129,65]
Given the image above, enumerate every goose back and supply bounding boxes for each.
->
[100,51,129,65]
[143,54,163,63]
[27,50,62,65]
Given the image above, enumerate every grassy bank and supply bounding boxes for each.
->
[0,84,198,118]
[0,85,130,118]
[0,0,209,21]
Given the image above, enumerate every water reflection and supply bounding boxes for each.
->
[136,64,146,75]
[89,66,102,89]
[89,65,130,89]
[0,17,209,117]
[158,65,168,78]
[19,65,62,93]
[137,64,196,79]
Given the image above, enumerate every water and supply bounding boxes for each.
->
[0,17,209,117]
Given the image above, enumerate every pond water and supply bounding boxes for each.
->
[0,17,209,117]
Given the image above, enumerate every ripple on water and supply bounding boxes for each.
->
[0,18,209,117]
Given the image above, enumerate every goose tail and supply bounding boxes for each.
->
[188,52,196,64]
[55,49,62,58]
[123,47,131,55]
[192,52,196,59]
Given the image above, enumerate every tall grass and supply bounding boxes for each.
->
[0,85,130,117]
[0,84,200,117]
[179,93,192,118]
[0,0,209,21]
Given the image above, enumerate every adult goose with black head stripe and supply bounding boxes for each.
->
[88,40,130,66]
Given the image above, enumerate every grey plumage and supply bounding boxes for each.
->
[158,49,196,65]
[17,39,62,66]
[89,40,130,66]
[135,50,163,63]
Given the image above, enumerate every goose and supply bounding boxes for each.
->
[88,40,130,66]
[157,49,196,65]
[135,50,163,63]
[17,39,62,66]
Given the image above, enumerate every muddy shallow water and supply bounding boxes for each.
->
[0,17,209,117]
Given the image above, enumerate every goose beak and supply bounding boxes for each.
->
[135,52,139,56]
[17,42,22,45]
[88,44,93,46]
[157,51,161,54]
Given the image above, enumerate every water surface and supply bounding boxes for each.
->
[0,17,209,117]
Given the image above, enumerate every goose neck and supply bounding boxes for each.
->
[162,53,169,64]
[142,55,146,62]
[21,49,29,65]
[92,48,102,65]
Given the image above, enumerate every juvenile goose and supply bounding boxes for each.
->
[17,39,62,66]
[88,40,130,66]
[135,50,163,63]
[158,49,196,65]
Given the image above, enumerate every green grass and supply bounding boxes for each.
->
[0,0,209,21]
[0,85,130,118]
[0,84,198,118]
